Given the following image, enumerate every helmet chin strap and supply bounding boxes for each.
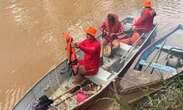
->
[86,34,95,40]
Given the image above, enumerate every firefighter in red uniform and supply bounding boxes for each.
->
[73,27,101,84]
[100,13,123,57]
[133,0,156,34]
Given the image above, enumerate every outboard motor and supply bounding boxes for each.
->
[166,55,183,69]
[166,47,183,69]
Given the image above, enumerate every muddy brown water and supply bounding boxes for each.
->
[0,0,183,109]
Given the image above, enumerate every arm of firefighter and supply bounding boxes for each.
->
[100,21,106,32]
[72,39,85,48]
[112,24,123,36]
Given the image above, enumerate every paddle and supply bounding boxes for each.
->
[33,86,79,110]
[33,80,90,110]
[53,80,91,106]
[52,85,80,101]
[54,93,76,106]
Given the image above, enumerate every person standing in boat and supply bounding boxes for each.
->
[133,0,156,34]
[72,27,101,84]
[100,13,123,57]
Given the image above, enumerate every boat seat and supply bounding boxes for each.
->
[86,68,114,85]
[139,60,177,74]
[120,42,132,51]
[87,43,131,85]
[155,45,183,55]
[117,43,132,56]
[102,43,132,70]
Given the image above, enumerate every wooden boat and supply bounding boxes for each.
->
[12,17,157,110]
[119,24,183,108]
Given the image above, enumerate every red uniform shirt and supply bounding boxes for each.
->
[78,38,101,76]
[134,8,156,33]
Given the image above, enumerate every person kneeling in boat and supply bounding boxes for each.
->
[72,27,101,84]
[119,24,140,45]
[133,0,156,34]
[100,13,123,57]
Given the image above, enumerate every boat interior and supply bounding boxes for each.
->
[136,27,183,79]
[50,41,137,109]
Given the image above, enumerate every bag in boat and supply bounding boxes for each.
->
[32,95,53,110]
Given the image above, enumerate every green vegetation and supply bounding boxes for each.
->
[93,73,183,110]
[133,74,183,110]
[95,96,131,110]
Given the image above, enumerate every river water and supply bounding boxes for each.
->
[0,0,183,109]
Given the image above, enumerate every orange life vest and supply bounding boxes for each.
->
[64,33,77,64]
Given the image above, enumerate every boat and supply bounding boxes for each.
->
[118,24,183,108]
[134,24,183,75]
[13,17,157,110]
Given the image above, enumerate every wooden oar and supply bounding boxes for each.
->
[52,85,80,101]
[35,81,90,110]
[53,80,90,100]
[34,86,79,109]
[54,86,101,107]
[54,93,76,106]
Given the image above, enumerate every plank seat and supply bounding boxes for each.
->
[155,44,183,55]
[139,59,177,74]
[86,68,113,85]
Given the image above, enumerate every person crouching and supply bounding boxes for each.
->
[100,13,123,57]
[72,27,101,84]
